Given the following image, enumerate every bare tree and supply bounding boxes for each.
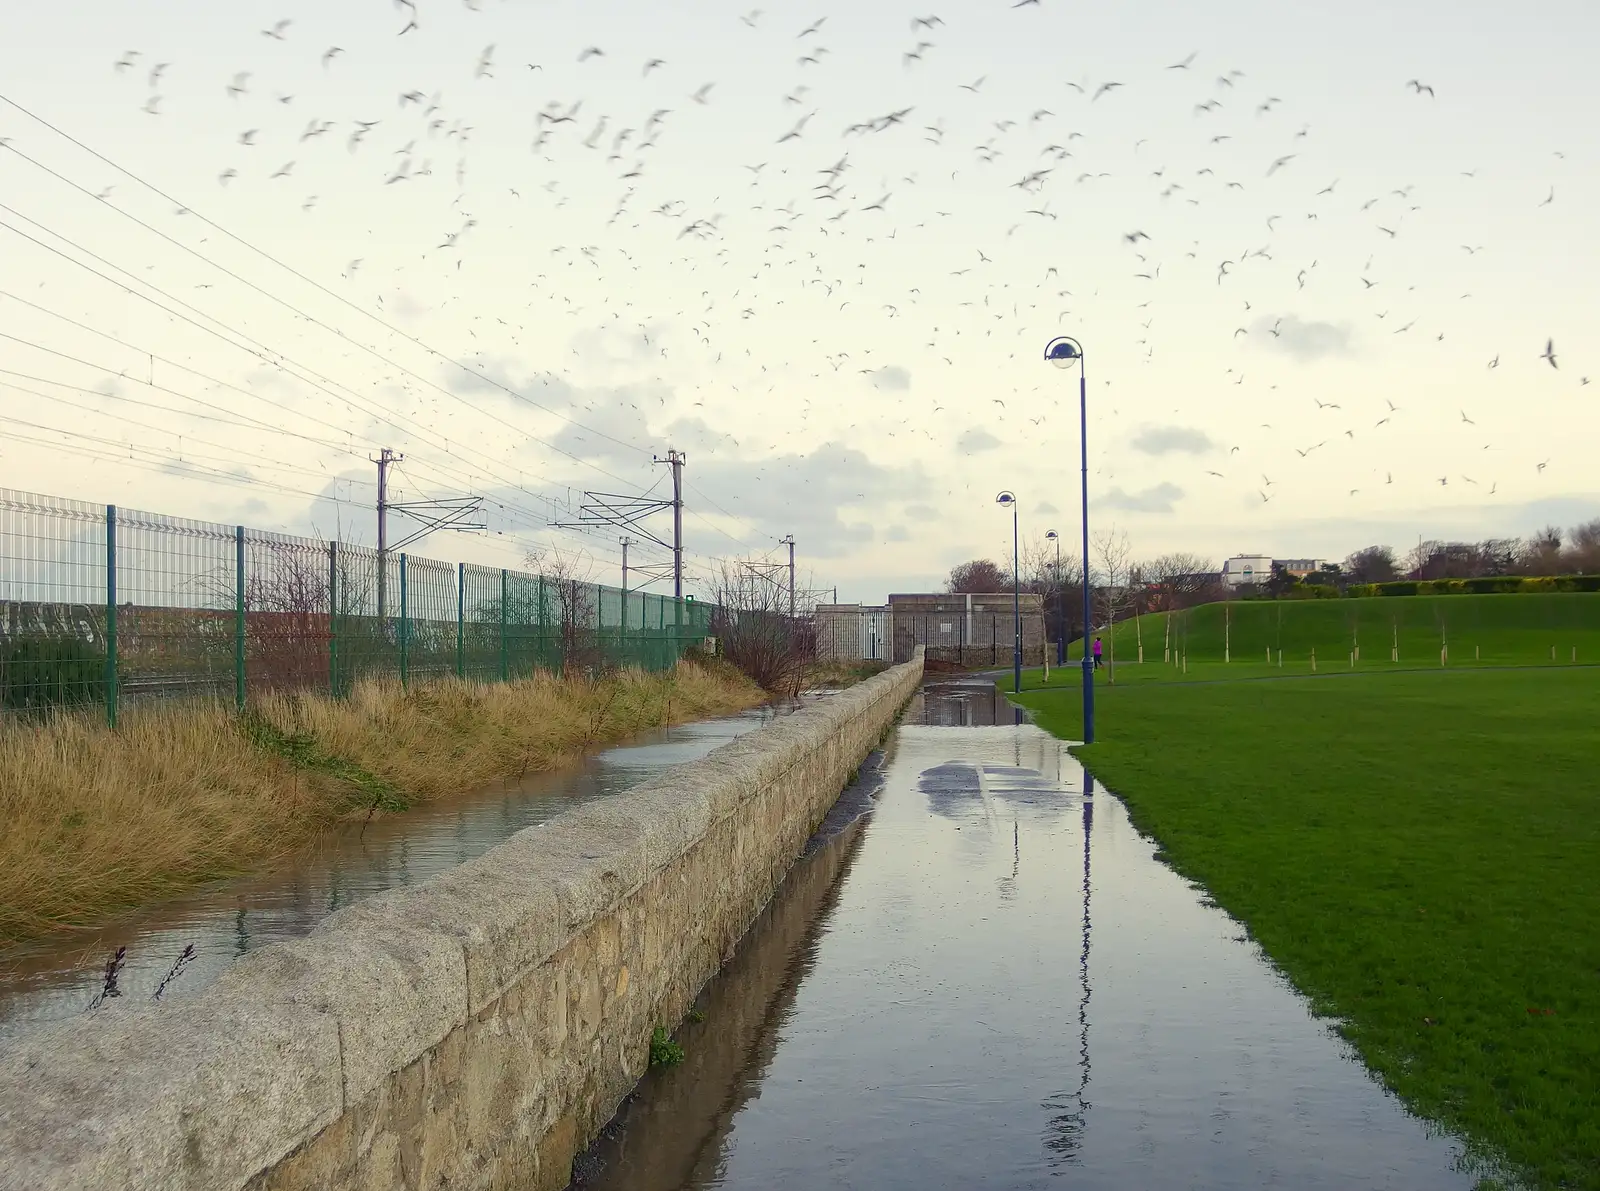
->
[1343,545,1398,584]
[525,545,602,677]
[1519,526,1565,575]
[1092,528,1135,680]
[1142,552,1219,612]
[946,558,1011,593]
[1568,518,1600,572]
[708,559,816,695]
[1022,534,1082,655]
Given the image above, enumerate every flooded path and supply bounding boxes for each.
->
[572,679,1474,1191]
[0,701,807,1045]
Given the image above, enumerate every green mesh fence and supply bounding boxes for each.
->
[0,488,711,725]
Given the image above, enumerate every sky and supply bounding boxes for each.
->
[2,0,1597,601]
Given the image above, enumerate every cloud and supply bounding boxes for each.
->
[885,525,911,542]
[1102,482,1184,514]
[868,365,912,391]
[1251,314,1354,362]
[957,427,1001,453]
[388,292,433,323]
[656,439,932,560]
[1131,426,1214,456]
[1033,501,1060,515]
[903,503,939,521]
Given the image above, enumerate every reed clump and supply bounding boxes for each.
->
[0,659,762,947]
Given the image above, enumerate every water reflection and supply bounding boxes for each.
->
[916,678,1025,727]
[569,683,1472,1191]
[0,700,812,1045]
[1044,770,1095,1171]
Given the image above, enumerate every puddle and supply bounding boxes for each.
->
[571,679,1474,1191]
[0,699,821,1046]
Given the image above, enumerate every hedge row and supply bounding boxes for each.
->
[1343,575,1600,598]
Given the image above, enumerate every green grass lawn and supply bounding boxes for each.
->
[1014,663,1600,1190]
[1061,592,1600,672]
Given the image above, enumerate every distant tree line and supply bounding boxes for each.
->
[941,513,1600,628]
[1345,517,1600,584]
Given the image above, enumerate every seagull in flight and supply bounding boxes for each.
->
[1541,338,1558,369]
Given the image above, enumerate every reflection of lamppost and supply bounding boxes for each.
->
[1044,335,1094,744]
[996,491,1021,693]
[1045,529,1064,665]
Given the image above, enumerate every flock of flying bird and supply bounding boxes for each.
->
[25,1,1589,556]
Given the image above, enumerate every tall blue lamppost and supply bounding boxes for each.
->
[1045,336,1094,744]
[996,491,1022,693]
[992,489,1017,694]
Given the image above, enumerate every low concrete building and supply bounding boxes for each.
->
[887,592,1046,667]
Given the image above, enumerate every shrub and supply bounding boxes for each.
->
[0,635,106,712]
[649,1025,685,1067]
[1362,575,1600,597]
[1284,584,1340,600]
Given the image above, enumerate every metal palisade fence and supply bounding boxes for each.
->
[0,489,711,725]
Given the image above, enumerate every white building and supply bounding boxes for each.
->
[1221,555,1274,587]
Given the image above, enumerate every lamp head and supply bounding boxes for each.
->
[1046,530,1059,541]
[995,491,1016,507]
[1044,336,1082,370]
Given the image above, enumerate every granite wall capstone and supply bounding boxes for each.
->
[0,652,924,1191]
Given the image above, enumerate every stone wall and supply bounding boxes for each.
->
[0,653,924,1191]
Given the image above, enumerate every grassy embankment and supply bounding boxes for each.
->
[0,658,763,948]
[1013,592,1600,1189]
[1064,590,1600,673]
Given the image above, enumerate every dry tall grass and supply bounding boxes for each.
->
[0,659,762,947]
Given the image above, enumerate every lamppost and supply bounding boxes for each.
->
[996,491,1022,693]
[1045,336,1094,744]
[1045,529,1064,665]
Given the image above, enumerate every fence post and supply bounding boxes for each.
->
[328,541,339,696]
[399,553,409,689]
[499,568,509,682]
[456,562,466,679]
[104,505,117,728]
[234,525,246,712]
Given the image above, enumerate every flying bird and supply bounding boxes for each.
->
[1541,338,1558,369]
[1406,79,1434,97]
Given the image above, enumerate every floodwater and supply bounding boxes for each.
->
[571,679,1476,1191]
[0,700,812,1046]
